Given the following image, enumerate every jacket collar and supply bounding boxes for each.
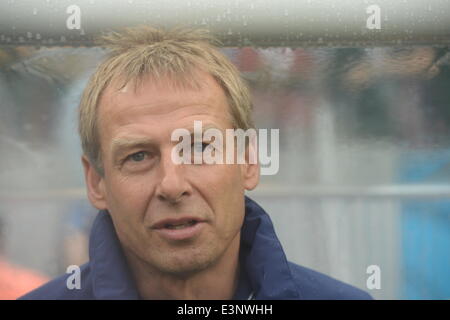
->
[88,196,301,299]
[89,211,140,299]
[241,196,301,299]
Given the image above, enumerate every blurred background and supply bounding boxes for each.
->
[0,0,449,300]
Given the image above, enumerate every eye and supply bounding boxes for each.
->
[193,142,210,153]
[127,151,148,162]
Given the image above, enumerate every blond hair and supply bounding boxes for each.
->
[78,25,254,175]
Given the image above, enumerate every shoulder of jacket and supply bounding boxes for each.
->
[18,263,94,300]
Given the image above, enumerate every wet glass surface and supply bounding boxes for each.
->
[0,45,449,299]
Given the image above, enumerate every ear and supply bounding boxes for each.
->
[81,155,107,210]
[241,140,260,191]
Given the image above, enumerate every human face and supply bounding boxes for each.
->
[82,72,259,276]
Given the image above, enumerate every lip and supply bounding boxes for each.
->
[151,217,206,241]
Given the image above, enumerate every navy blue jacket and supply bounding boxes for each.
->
[20,197,372,300]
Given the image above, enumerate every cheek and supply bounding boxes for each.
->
[104,173,152,218]
[197,165,245,233]
[190,165,244,215]
[220,166,246,227]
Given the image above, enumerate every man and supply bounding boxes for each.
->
[21,26,371,300]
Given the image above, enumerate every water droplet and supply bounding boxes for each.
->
[32,8,38,15]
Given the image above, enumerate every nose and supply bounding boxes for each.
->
[155,148,191,204]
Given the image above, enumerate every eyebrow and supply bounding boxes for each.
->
[110,137,156,159]
[110,124,226,158]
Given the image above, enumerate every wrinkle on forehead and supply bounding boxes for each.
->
[98,72,234,141]
[101,71,225,114]
[98,72,204,119]
[113,103,229,120]
[107,105,234,137]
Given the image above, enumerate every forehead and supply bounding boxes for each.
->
[97,72,233,138]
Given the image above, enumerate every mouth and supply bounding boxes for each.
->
[152,217,206,241]
[163,220,198,230]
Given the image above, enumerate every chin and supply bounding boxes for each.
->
[152,246,220,277]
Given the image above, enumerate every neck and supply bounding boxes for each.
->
[124,234,241,300]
